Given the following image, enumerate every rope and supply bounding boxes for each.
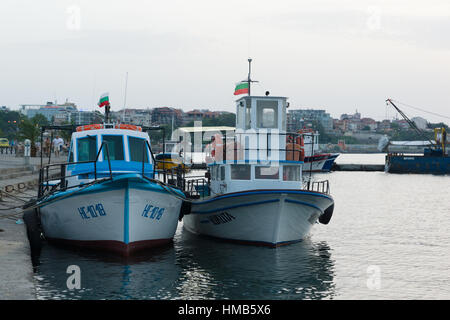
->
[391,99,450,121]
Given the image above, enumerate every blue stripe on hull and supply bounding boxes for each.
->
[191,199,280,214]
[194,189,332,205]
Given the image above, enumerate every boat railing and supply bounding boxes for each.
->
[185,176,209,199]
[37,141,113,200]
[304,180,330,195]
[140,139,156,180]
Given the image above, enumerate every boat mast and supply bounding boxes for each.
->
[247,58,252,96]
[246,58,258,96]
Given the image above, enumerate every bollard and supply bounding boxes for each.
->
[24,139,31,166]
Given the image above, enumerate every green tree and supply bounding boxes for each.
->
[18,118,40,156]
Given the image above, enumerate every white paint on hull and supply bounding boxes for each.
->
[184,191,333,245]
[40,182,183,246]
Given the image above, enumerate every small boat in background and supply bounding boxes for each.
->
[298,128,340,172]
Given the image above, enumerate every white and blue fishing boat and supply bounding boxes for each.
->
[183,60,335,246]
[299,128,340,172]
[35,121,186,256]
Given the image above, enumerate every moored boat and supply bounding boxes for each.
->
[298,128,339,172]
[35,122,185,256]
[183,60,335,246]
[383,99,450,174]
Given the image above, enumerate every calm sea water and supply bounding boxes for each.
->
[33,154,450,299]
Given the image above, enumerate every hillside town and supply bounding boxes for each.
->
[0,100,447,155]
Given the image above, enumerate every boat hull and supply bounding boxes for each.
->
[39,175,184,256]
[385,154,450,174]
[183,189,334,246]
[304,153,339,172]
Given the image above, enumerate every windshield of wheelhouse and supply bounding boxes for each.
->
[102,135,124,161]
[128,136,150,163]
[77,136,97,161]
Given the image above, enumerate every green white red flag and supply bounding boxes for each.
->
[234,82,249,95]
[98,93,110,108]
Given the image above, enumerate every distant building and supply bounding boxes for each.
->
[183,109,222,124]
[69,111,103,125]
[378,119,391,131]
[340,110,361,121]
[287,108,333,132]
[24,101,77,122]
[360,117,377,131]
[151,107,184,126]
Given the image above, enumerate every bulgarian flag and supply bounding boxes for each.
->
[234,82,249,95]
[98,92,110,108]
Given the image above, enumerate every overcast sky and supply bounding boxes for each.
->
[1,0,450,124]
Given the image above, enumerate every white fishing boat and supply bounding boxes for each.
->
[299,129,339,172]
[183,60,335,246]
[36,122,185,256]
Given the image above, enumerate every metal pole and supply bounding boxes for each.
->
[123,72,128,111]
[248,58,252,96]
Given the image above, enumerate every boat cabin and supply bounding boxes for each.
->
[206,95,305,195]
[65,123,154,187]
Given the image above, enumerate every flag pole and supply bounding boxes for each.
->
[247,58,252,96]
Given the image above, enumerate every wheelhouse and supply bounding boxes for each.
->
[66,126,154,184]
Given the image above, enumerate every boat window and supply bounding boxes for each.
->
[231,164,251,180]
[257,100,278,128]
[220,166,225,180]
[255,165,279,179]
[245,105,252,129]
[128,137,149,163]
[283,165,301,181]
[102,135,124,161]
[77,136,97,162]
[237,102,245,129]
[210,166,215,180]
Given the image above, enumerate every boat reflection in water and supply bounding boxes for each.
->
[174,226,336,300]
[34,243,179,300]
[33,225,336,299]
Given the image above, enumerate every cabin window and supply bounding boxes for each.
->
[256,100,278,128]
[237,103,245,129]
[245,105,252,129]
[231,164,251,180]
[77,136,97,162]
[210,166,216,180]
[283,165,301,181]
[128,137,149,163]
[220,166,225,180]
[255,165,279,179]
[102,135,124,161]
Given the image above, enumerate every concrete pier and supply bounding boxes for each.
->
[0,155,65,300]
[0,212,36,299]
[332,164,385,171]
